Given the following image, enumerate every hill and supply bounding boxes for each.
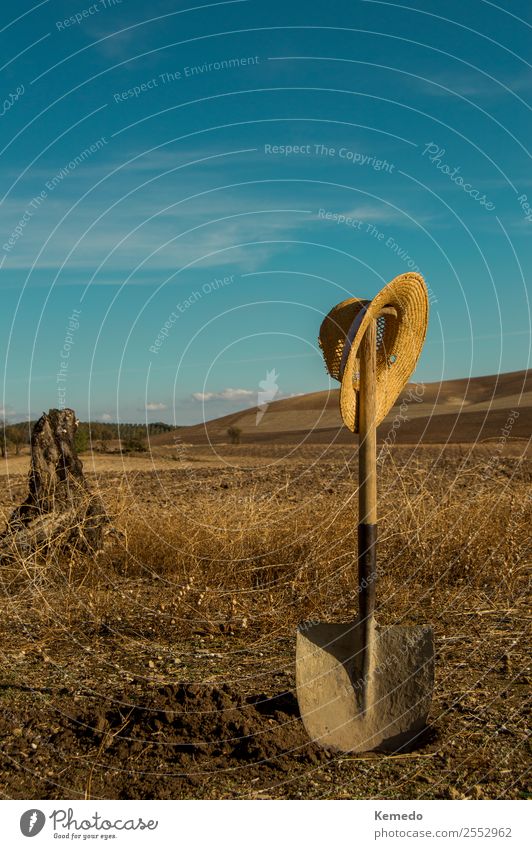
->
[162,369,531,445]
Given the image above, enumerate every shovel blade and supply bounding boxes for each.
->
[296,619,434,753]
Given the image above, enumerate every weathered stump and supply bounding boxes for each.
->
[1,408,112,558]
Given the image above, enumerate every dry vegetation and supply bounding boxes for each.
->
[2,446,528,628]
[0,444,530,799]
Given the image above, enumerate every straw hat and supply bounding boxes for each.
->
[319,272,429,432]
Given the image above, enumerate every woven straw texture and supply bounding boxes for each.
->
[319,273,429,432]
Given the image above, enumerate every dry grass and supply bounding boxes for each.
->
[0,451,529,639]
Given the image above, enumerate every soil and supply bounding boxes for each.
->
[0,608,529,800]
[32,684,327,799]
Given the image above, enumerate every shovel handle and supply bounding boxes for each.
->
[358,524,377,620]
[358,318,377,621]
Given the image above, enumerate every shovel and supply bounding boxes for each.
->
[296,316,434,753]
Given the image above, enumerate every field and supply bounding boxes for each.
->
[0,434,530,800]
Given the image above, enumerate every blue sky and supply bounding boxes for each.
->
[1,0,530,424]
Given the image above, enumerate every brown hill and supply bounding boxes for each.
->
[159,369,530,446]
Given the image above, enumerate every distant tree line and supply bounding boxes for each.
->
[1,419,178,456]
[0,420,31,456]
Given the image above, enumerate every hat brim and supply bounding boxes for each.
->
[319,273,429,432]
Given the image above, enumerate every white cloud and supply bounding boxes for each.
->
[0,191,309,273]
[419,71,532,99]
[99,412,113,421]
[192,388,255,402]
[143,402,168,411]
[87,24,138,61]
[345,205,400,222]
[311,203,430,226]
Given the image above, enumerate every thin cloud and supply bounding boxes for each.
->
[420,70,532,99]
[0,196,308,273]
[143,402,168,411]
[88,25,138,61]
[192,388,255,402]
[310,203,433,226]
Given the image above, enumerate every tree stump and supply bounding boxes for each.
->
[0,409,113,558]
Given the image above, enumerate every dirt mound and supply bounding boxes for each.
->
[49,684,329,798]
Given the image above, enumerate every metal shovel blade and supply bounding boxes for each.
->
[296,618,434,753]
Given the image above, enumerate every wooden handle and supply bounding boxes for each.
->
[359,318,377,525]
